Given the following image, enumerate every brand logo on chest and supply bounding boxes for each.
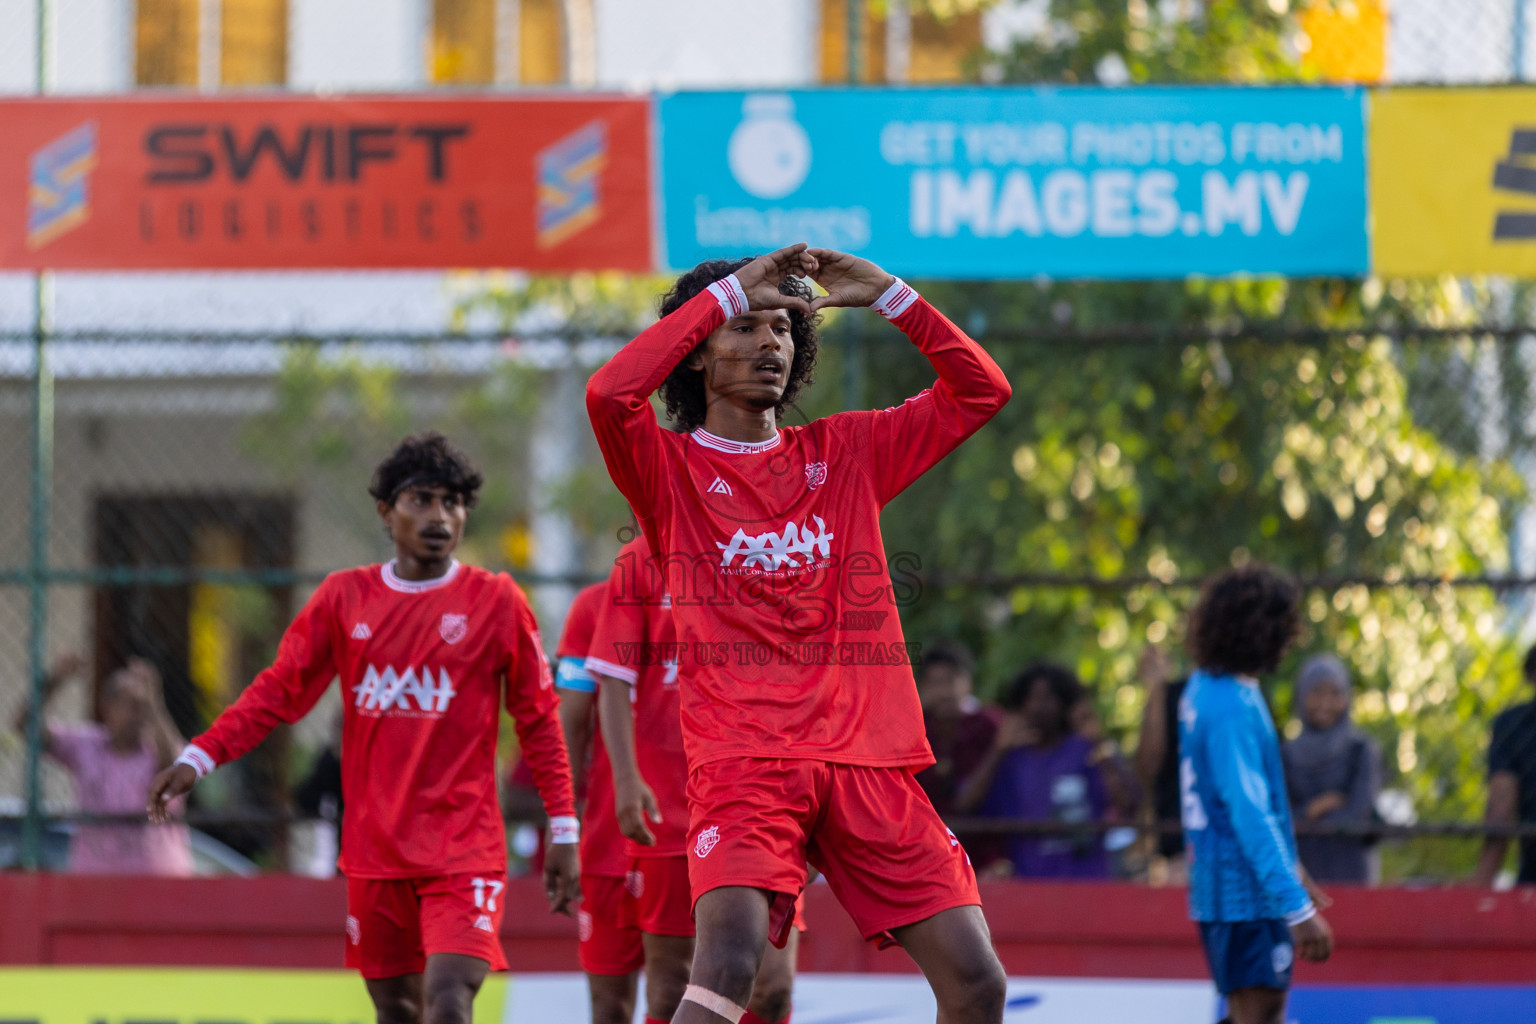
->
[440,613,468,644]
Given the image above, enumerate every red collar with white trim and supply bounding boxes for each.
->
[689,428,782,454]
[382,559,462,593]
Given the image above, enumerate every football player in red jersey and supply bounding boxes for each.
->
[587,535,800,1024]
[147,433,581,1024]
[587,245,1012,1024]
[553,578,645,1024]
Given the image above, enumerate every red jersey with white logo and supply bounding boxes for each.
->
[586,278,1011,770]
[586,536,688,857]
[191,560,576,878]
[557,581,628,879]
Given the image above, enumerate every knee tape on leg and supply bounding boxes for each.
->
[682,985,747,1023]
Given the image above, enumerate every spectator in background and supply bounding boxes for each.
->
[957,661,1113,878]
[1133,646,1189,882]
[1071,688,1142,876]
[12,654,192,875]
[1282,654,1381,884]
[1474,646,1536,888]
[914,641,998,817]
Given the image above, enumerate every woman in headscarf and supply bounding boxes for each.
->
[1282,654,1381,883]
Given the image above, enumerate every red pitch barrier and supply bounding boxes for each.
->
[2,875,1534,983]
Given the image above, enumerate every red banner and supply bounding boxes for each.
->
[0,96,653,270]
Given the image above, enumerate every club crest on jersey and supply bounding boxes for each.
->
[440,613,468,645]
[805,461,828,489]
[353,664,458,714]
[717,516,834,572]
[695,825,720,858]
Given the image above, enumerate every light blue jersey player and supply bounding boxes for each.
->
[1177,567,1333,1024]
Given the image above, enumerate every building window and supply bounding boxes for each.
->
[820,1,980,84]
[518,0,567,85]
[222,0,289,87]
[134,0,288,88]
[820,0,887,83]
[427,0,567,85]
[906,7,980,83]
[431,0,498,84]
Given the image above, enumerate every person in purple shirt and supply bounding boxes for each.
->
[13,653,192,875]
[957,662,1113,878]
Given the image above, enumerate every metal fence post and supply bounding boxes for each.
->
[21,0,53,872]
[1518,0,1529,81]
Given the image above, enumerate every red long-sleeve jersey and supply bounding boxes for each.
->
[586,536,688,858]
[188,560,576,878]
[586,276,1011,770]
[556,580,629,879]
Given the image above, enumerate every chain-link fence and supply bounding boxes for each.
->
[6,280,1536,886]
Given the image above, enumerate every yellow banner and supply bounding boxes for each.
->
[0,968,507,1024]
[1373,87,1536,276]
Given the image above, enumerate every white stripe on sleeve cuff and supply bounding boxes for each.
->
[707,275,749,319]
[1284,902,1317,928]
[585,655,640,685]
[870,277,919,319]
[549,815,580,845]
[176,743,216,779]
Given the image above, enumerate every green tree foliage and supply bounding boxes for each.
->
[984,0,1308,85]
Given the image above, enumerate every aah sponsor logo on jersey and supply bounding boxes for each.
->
[707,476,734,496]
[717,515,834,572]
[353,664,458,714]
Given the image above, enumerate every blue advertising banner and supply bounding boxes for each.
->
[659,86,1367,279]
[1288,984,1536,1023]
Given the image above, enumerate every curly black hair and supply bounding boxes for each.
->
[1186,566,1300,676]
[657,257,820,432]
[369,432,483,508]
[1000,661,1084,731]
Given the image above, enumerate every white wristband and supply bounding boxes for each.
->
[175,743,216,779]
[1284,902,1317,927]
[706,274,749,319]
[870,277,919,319]
[549,815,580,845]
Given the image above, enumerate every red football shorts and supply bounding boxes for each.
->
[345,872,508,979]
[577,872,644,976]
[687,759,978,950]
[628,855,696,937]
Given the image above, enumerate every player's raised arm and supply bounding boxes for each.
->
[807,247,1012,504]
[500,580,582,915]
[584,244,817,516]
[147,580,341,824]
